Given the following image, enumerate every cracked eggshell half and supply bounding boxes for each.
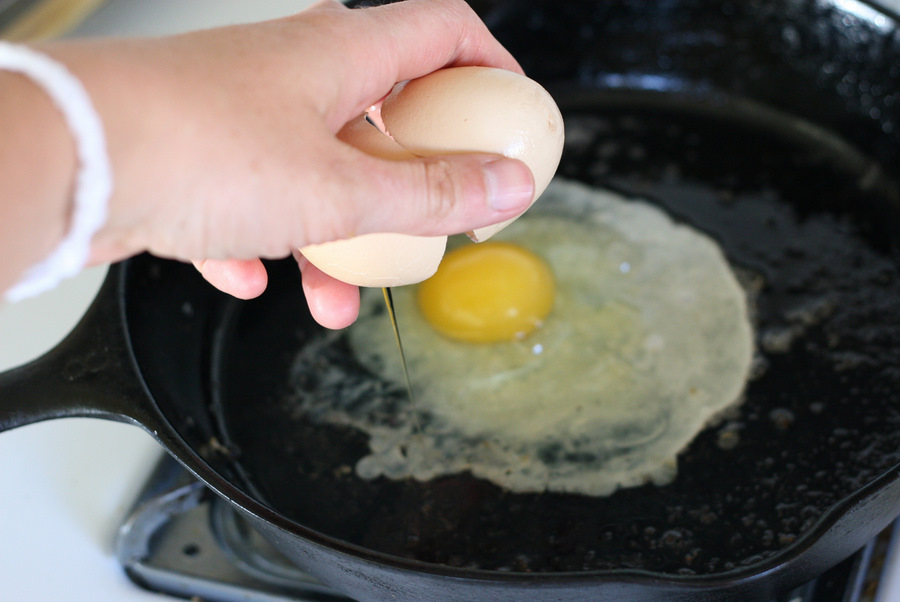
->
[301,66,564,287]
[381,66,565,242]
[299,116,448,288]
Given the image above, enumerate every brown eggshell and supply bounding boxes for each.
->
[299,116,449,287]
[381,66,564,241]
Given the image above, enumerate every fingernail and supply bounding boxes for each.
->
[483,159,534,212]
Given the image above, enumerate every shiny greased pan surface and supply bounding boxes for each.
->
[3,1,900,599]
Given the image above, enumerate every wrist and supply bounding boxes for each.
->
[0,69,76,293]
[38,38,197,265]
[0,42,112,301]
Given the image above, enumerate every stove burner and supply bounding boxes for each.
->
[117,455,894,602]
[116,454,349,601]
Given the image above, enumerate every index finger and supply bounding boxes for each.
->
[364,0,524,76]
[299,0,524,129]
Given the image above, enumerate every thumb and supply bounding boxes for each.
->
[350,153,535,238]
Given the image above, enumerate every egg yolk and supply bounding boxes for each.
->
[417,242,555,343]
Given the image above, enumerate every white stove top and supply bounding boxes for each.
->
[4,1,900,600]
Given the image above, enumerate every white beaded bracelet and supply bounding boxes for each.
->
[1,41,112,302]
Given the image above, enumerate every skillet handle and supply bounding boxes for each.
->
[0,267,155,432]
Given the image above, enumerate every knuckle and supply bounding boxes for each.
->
[420,158,463,221]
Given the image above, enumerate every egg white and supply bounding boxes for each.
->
[297,179,754,496]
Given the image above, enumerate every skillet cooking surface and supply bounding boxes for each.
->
[210,94,900,575]
[182,0,900,578]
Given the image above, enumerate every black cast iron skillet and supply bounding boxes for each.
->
[4,0,900,599]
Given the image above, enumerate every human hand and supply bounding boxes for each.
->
[47,0,534,328]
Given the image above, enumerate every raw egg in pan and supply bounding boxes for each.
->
[294,179,754,497]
